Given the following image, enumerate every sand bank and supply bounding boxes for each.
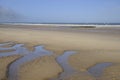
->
[19,56,62,80]
[99,64,120,80]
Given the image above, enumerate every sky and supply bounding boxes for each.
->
[0,0,120,23]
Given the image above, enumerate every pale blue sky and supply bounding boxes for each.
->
[0,0,120,23]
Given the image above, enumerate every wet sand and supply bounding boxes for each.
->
[0,49,15,53]
[0,55,21,80]
[0,24,120,80]
[100,64,120,80]
[19,56,62,80]
[8,45,53,80]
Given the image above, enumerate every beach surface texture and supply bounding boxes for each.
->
[0,24,120,80]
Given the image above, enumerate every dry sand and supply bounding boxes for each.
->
[0,55,21,80]
[0,25,120,80]
[69,51,120,72]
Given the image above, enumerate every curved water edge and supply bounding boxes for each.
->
[88,62,112,77]
[0,43,78,80]
[0,44,29,57]
[8,46,53,80]
[1,42,113,80]
[0,43,53,80]
[51,51,77,80]
[0,42,14,47]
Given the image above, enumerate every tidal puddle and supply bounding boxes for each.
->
[51,51,77,80]
[88,62,112,77]
[8,46,53,80]
[0,42,15,48]
[0,43,78,80]
[1,43,113,80]
[0,42,13,47]
[0,44,29,57]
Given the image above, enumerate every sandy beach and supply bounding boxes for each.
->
[0,24,120,80]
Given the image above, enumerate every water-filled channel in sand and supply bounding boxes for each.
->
[0,43,78,80]
[0,43,29,57]
[0,42,13,47]
[51,51,77,80]
[8,46,53,80]
[88,62,112,77]
[0,42,113,80]
[0,43,53,80]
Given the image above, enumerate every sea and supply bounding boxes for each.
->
[0,22,120,25]
[0,22,120,27]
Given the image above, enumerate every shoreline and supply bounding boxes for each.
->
[1,23,120,28]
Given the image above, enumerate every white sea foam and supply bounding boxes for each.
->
[1,23,120,27]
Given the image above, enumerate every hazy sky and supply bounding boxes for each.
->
[0,0,120,23]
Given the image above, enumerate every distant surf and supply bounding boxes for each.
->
[0,22,120,27]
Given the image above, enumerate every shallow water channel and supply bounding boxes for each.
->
[51,51,77,80]
[88,62,112,77]
[0,43,29,57]
[0,42,13,47]
[8,46,53,80]
[0,42,113,80]
[0,43,53,80]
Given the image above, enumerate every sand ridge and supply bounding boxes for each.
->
[19,56,62,80]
